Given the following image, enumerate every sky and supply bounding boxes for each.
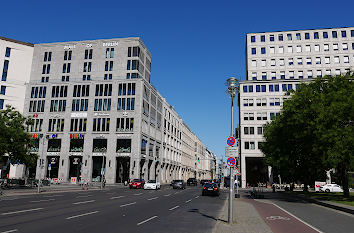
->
[2,0,353,159]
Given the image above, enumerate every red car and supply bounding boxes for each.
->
[129,179,145,189]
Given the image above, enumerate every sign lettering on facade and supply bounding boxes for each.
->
[103,42,118,47]
[64,45,76,50]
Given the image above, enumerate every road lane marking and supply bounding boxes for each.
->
[169,205,180,211]
[76,195,92,198]
[195,196,200,199]
[1,229,18,233]
[73,200,95,205]
[66,211,99,220]
[147,197,159,201]
[1,208,43,216]
[271,203,324,233]
[137,216,158,226]
[30,199,55,203]
[185,199,192,203]
[134,193,143,196]
[164,194,171,197]
[120,202,136,207]
[110,196,125,199]
[44,195,63,197]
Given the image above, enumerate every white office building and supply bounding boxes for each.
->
[239,27,354,188]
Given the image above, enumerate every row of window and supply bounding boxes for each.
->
[243,126,265,135]
[243,98,281,107]
[250,29,354,43]
[251,55,353,68]
[243,112,280,121]
[248,68,351,81]
[250,42,354,55]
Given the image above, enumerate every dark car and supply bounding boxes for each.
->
[172,180,186,189]
[187,178,198,186]
[202,182,220,196]
[129,179,145,189]
[200,179,211,185]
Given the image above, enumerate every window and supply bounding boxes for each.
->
[261,60,266,67]
[334,56,340,63]
[105,60,114,71]
[332,31,337,38]
[270,35,274,42]
[315,57,321,64]
[5,47,11,57]
[341,30,347,38]
[251,36,255,42]
[83,62,91,72]
[43,52,52,62]
[280,71,285,79]
[344,56,349,63]
[61,76,69,82]
[243,86,247,93]
[251,48,256,54]
[251,72,257,80]
[351,30,354,37]
[0,99,3,109]
[288,58,294,65]
[296,45,302,52]
[70,139,84,152]
[104,74,112,80]
[270,112,275,120]
[62,63,71,73]
[261,47,266,54]
[64,50,72,60]
[305,45,311,52]
[269,85,274,92]
[116,139,132,153]
[287,46,293,53]
[278,34,283,41]
[314,44,320,52]
[244,127,249,135]
[48,119,65,132]
[352,43,354,50]
[316,70,322,77]
[84,49,93,59]
[94,98,111,111]
[93,139,107,152]
[117,97,135,111]
[305,33,310,40]
[271,72,276,80]
[325,69,331,76]
[50,99,67,112]
[251,60,257,67]
[270,47,275,53]
[250,141,255,150]
[71,99,88,111]
[257,127,263,135]
[279,59,284,66]
[342,43,348,50]
[282,84,287,91]
[92,118,110,132]
[256,85,260,92]
[279,46,284,53]
[275,84,279,92]
[106,48,114,58]
[41,77,49,83]
[270,59,276,66]
[261,35,265,42]
[70,118,87,132]
[296,33,301,40]
[306,57,312,65]
[262,72,267,80]
[324,44,329,51]
[28,119,43,132]
[314,32,319,39]
[47,139,61,152]
[256,98,267,106]
[335,69,341,75]
[118,83,136,96]
[261,85,266,92]
[95,84,112,96]
[73,85,90,97]
[31,86,47,98]
[0,86,6,95]
[245,142,249,149]
[287,34,292,40]
[248,85,253,92]
[307,70,313,78]
[82,75,91,81]
[42,64,50,74]
[323,31,328,38]
[297,58,303,65]
[2,60,8,81]
[289,71,294,79]
[298,71,303,79]
[51,86,68,98]
[333,43,338,51]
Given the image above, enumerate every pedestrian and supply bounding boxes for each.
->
[234,179,238,189]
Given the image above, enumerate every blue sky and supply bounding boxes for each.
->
[2,0,353,159]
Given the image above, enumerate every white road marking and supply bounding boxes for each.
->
[110,196,125,199]
[134,193,143,196]
[30,199,55,203]
[164,194,171,197]
[120,202,136,207]
[66,211,99,220]
[1,208,43,216]
[147,197,159,201]
[185,199,192,203]
[195,196,200,199]
[169,205,180,211]
[44,194,63,197]
[271,203,324,233]
[137,216,158,226]
[73,200,95,205]
[1,229,18,233]
[1,198,18,201]
[76,195,92,198]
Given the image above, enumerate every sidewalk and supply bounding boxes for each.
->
[213,193,273,233]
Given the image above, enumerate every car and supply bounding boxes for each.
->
[172,180,186,189]
[200,179,211,185]
[202,182,220,196]
[187,178,198,186]
[144,180,161,190]
[320,184,343,193]
[129,179,145,189]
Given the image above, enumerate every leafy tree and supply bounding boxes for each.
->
[0,105,38,169]
[261,74,354,196]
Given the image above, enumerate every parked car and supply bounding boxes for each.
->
[187,178,198,186]
[144,180,161,190]
[172,180,186,189]
[320,184,343,193]
[129,179,145,189]
[202,182,220,196]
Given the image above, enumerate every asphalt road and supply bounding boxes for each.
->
[244,191,354,233]
[0,185,226,233]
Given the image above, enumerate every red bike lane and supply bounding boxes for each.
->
[242,198,322,233]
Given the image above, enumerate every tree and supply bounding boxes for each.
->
[0,105,38,170]
[260,74,354,196]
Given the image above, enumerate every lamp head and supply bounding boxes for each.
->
[226,77,240,98]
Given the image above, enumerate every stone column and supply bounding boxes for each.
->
[241,155,247,188]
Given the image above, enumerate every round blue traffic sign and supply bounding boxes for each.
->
[227,157,236,167]
[227,137,236,146]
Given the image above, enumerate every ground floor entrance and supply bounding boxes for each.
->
[115,157,130,183]
[245,157,268,187]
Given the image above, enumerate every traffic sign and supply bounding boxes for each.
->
[227,137,236,146]
[234,167,241,175]
[227,157,236,167]
[225,146,238,157]
[48,164,51,170]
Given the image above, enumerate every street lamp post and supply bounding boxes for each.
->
[226,77,239,224]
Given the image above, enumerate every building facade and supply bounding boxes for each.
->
[23,37,214,184]
[240,27,354,188]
